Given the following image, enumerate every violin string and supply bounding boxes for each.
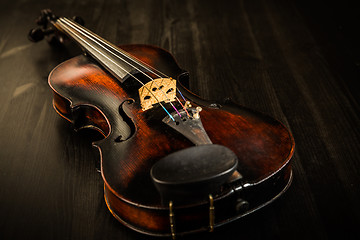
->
[58,18,175,121]
[112,45,189,107]
[104,45,187,103]
[62,17,189,113]
[62,18,185,118]
[66,19,190,118]
[63,17,183,95]
[111,44,189,103]
[100,42,188,103]
[157,77,190,117]
[61,18,175,100]
[139,77,182,118]
[63,18,184,118]
[175,96,191,118]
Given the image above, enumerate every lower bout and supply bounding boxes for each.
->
[103,164,293,237]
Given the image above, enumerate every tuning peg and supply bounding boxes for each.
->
[35,15,46,26]
[29,10,84,45]
[72,16,85,26]
[28,27,54,42]
[28,27,44,42]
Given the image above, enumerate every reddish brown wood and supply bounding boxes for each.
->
[48,44,294,236]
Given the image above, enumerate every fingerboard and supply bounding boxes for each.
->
[53,17,149,82]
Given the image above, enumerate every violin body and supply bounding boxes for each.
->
[49,44,294,236]
[29,8,294,237]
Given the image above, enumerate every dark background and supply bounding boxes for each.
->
[1,0,359,239]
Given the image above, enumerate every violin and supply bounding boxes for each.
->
[29,9,295,238]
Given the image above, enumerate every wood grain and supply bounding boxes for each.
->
[0,0,359,239]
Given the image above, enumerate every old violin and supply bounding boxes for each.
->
[29,9,295,238]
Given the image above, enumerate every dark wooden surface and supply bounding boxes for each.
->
[1,0,359,239]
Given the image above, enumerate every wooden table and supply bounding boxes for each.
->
[1,0,359,239]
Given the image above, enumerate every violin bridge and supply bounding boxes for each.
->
[138,78,176,111]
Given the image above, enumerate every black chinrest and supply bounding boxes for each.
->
[150,144,238,204]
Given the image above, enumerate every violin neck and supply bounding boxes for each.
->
[53,17,148,83]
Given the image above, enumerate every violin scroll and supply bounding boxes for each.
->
[28,9,84,44]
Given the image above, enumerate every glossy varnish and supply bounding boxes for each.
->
[49,44,294,235]
[1,0,359,239]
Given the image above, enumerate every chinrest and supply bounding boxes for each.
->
[150,144,238,204]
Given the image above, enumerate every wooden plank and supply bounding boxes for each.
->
[0,0,359,239]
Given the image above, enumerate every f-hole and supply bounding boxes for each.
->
[115,99,136,142]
